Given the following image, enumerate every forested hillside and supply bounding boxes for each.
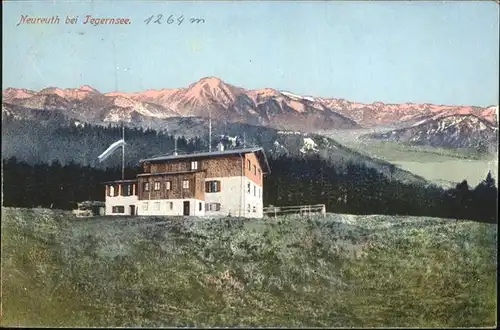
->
[2,156,497,223]
[2,113,497,223]
[2,114,205,168]
[1,113,425,183]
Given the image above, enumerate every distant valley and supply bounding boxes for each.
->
[366,114,498,153]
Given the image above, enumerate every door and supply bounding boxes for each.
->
[183,201,190,216]
[129,205,135,216]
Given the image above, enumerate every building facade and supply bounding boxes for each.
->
[103,147,270,218]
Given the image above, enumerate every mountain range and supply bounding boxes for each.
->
[366,114,499,152]
[3,77,497,132]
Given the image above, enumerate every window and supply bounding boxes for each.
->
[247,160,251,170]
[165,181,172,190]
[247,204,251,213]
[254,185,256,196]
[166,201,173,210]
[205,180,221,193]
[153,202,160,211]
[182,180,190,189]
[143,182,149,192]
[108,185,118,197]
[120,184,129,196]
[142,202,149,211]
[252,206,257,213]
[205,203,221,211]
[191,161,198,170]
[247,183,251,194]
[199,202,203,211]
[112,206,125,213]
[154,181,161,191]
[253,165,257,175]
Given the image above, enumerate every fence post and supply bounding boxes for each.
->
[321,204,326,217]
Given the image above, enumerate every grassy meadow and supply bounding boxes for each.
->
[1,207,497,327]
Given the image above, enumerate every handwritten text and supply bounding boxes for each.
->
[83,15,131,26]
[144,14,205,26]
[16,14,132,26]
[17,15,60,26]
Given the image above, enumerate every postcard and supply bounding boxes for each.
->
[1,0,498,328]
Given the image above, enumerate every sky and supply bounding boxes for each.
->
[3,1,499,106]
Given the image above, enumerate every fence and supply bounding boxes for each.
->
[263,204,326,218]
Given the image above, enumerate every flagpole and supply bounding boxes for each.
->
[122,124,125,181]
[209,109,212,152]
[113,41,125,181]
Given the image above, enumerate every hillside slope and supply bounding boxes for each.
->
[1,113,427,184]
[1,208,496,328]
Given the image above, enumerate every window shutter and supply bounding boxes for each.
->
[216,203,221,211]
[217,181,221,192]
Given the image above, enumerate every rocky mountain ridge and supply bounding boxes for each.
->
[3,77,497,132]
[366,114,498,152]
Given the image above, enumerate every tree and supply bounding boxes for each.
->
[473,171,498,223]
[452,180,473,220]
[479,170,496,189]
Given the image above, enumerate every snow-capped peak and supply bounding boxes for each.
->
[281,91,315,102]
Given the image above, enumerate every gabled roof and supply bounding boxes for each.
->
[102,179,138,184]
[140,147,271,174]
